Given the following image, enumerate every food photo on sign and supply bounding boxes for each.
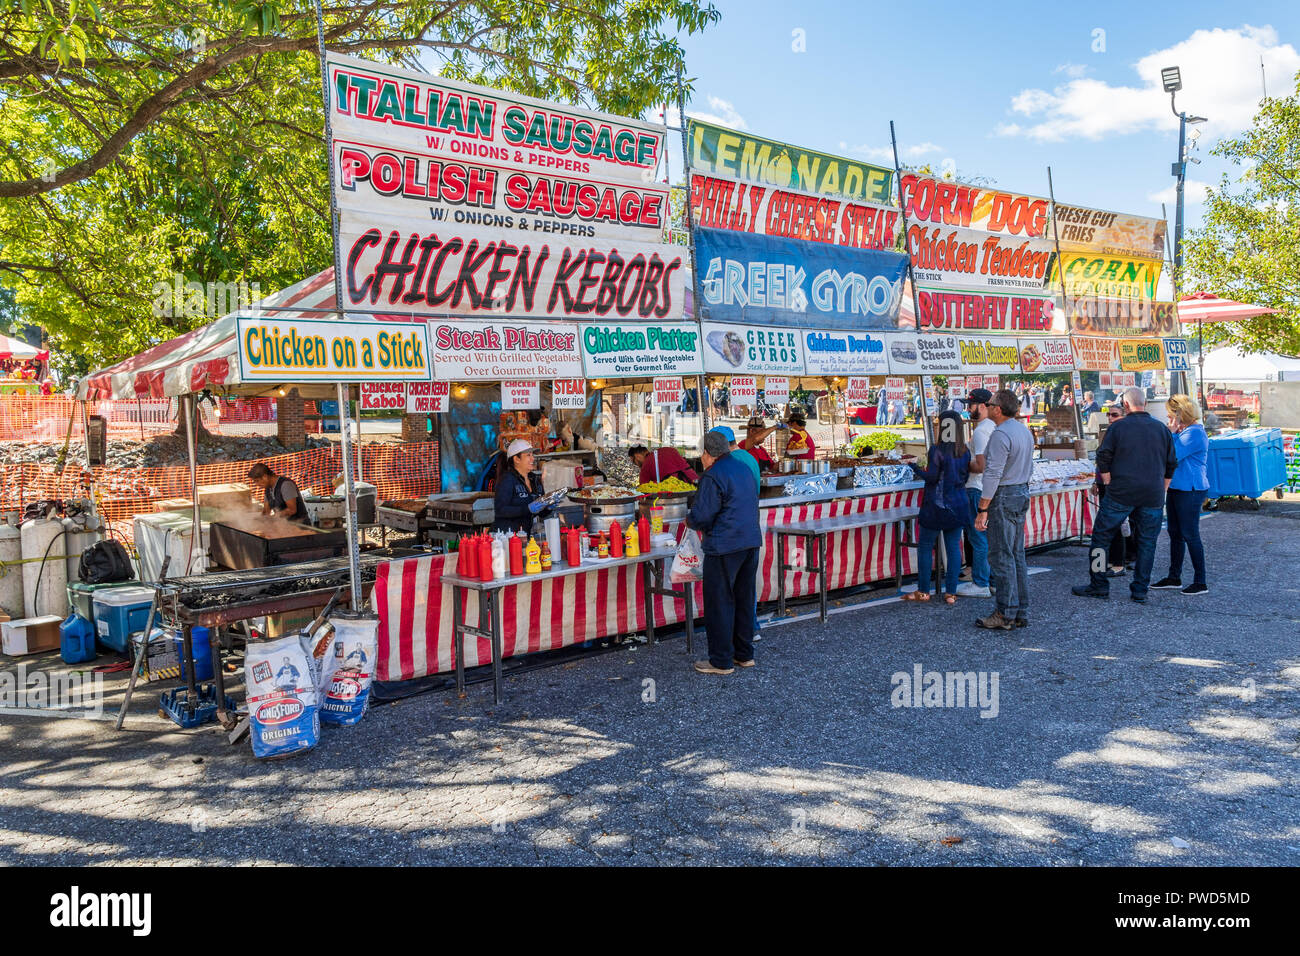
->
[701,322,805,374]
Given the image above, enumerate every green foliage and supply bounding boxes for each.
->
[0,0,720,368]
[1185,74,1300,355]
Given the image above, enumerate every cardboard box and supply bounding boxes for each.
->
[197,483,253,511]
[2,615,63,656]
[154,498,193,513]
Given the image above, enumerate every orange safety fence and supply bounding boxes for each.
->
[0,395,299,440]
[0,441,441,546]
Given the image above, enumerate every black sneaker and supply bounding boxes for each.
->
[1071,584,1109,599]
[1151,577,1182,589]
[1181,583,1208,596]
[1014,617,1028,629]
[1131,594,1148,604]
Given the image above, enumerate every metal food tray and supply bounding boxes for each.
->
[566,490,644,505]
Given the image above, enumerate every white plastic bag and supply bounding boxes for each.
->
[670,529,705,584]
[246,635,320,760]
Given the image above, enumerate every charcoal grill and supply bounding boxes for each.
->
[379,493,494,548]
[209,514,347,570]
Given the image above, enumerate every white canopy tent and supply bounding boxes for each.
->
[1199,346,1300,383]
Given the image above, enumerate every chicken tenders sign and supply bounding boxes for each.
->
[327,53,686,321]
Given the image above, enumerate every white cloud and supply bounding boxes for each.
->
[1000,25,1300,142]
[687,95,747,130]
[838,141,943,162]
[1148,179,1211,205]
[1054,63,1089,79]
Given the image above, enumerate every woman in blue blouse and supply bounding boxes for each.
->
[903,410,976,605]
[1153,394,1210,595]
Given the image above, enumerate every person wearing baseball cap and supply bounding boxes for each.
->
[711,426,760,490]
[956,388,994,598]
[492,438,551,533]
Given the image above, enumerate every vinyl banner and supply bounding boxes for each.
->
[915,288,1055,334]
[426,319,583,381]
[898,174,1051,238]
[1070,335,1122,372]
[802,329,890,376]
[1053,204,1167,260]
[339,210,686,321]
[701,322,804,374]
[1063,296,1179,337]
[687,119,893,205]
[1051,253,1162,301]
[956,336,1022,375]
[695,227,907,330]
[327,54,662,186]
[235,315,432,383]
[883,331,962,374]
[1117,339,1165,372]
[579,322,703,378]
[907,223,1055,293]
[1016,337,1074,374]
[689,171,899,250]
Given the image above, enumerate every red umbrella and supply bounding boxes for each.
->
[1177,292,1279,323]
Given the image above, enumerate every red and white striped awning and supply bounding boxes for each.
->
[1177,292,1279,324]
[0,332,49,362]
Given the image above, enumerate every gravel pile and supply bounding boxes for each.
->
[0,433,333,469]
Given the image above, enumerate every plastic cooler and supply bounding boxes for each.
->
[67,580,139,627]
[1206,428,1287,499]
[91,585,157,654]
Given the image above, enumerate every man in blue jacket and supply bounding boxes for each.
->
[688,429,762,675]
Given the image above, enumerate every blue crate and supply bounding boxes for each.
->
[1206,428,1287,499]
[158,684,237,729]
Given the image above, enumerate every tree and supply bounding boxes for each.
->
[1185,74,1300,355]
[0,0,720,366]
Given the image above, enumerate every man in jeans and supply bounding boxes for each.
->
[1072,387,1177,604]
[973,389,1034,630]
[957,388,995,599]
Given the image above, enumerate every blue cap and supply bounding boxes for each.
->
[710,425,736,443]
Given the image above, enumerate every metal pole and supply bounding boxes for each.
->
[183,393,202,574]
[337,382,363,610]
[889,122,933,448]
[675,63,709,438]
[1046,167,1085,440]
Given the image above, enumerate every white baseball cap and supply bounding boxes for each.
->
[505,438,536,458]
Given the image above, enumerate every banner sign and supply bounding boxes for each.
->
[729,375,758,404]
[1117,339,1165,372]
[922,376,938,415]
[579,322,702,378]
[915,288,1055,334]
[908,224,1054,294]
[957,336,1022,374]
[689,171,899,250]
[948,376,966,396]
[1071,335,1122,372]
[1051,253,1162,301]
[339,210,686,321]
[764,376,790,403]
[328,54,662,186]
[688,119,894,205]
[701,322,804,374]
[695,227,907,330]
[501,380,540,410]
[1101,371,1136,388]
[360,381,407,410]
[1163,337,1191,371]
[883,331,962,374]
[1071,370,1083,404]
[426,318,583,381]
[845,377,872,403]
[551,378,587,409]
[235,315,432,383]
[406,380,449,414]
[1053,203,1166,260]
[1063,296,1179,337]
[653,376,683,406]
[1017,337,1074,374]
[898,174,1050,238]
[802,329,890,376]
[884,377,906,402]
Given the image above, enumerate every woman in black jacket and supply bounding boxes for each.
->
[492,439,549,533]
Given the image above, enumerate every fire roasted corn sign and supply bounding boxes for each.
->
[1050,253,1162,301]
[326,53,686,321]
[236,316,432,383]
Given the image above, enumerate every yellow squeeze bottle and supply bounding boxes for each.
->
[524,536,542,574]
[624,523,639,557]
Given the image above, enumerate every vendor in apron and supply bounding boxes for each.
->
[492,439,551,533]
[246,462,310,523]
[783,413,816,461]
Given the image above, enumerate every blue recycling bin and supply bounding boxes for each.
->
[319,399,340,433]
[1206,428,1286,499]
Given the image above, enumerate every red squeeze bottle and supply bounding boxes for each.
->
[609,520,624,558]
[568,529,581,567]
[637,515,650,552]
[509,533,524,575]
[460,534,477,577]
[478,536,494,583]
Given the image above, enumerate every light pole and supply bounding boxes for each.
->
[1161,65,1207,404]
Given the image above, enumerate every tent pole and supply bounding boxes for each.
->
[337,382,362,612]
[183,393,202,575]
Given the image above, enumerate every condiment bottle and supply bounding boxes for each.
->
[459,534,477,577]
[491,535,507,580]
[509,533,524,575]
[524,536,542,574]
[478,535,494,583]
[624,522,639,557]
[540,540,552,571]
[637,515,650,552]
[597,531,609,559]
[609,520,624,558]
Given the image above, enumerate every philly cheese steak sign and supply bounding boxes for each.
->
[580,323,702,378]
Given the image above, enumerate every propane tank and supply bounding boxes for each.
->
[61,500,102,584]
[21,510,68,619]
[0,515,23,619]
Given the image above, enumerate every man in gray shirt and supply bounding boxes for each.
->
[972,388,1035,630]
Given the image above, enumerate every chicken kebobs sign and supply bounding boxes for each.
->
[327,54,686,321]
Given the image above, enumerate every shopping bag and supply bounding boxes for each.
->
[670,529,705,583]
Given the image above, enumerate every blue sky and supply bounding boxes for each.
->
[672,0,1300,249]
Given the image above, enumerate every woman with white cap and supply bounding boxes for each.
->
[492,438,551,533]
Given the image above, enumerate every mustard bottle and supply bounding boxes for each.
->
[623,522,639,557]
[524,536,542,574]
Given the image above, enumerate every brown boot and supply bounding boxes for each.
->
[975,610,1015,631]
[694,660,735,675]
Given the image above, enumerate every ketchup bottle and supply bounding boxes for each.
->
[637,515,650,552]
[568,528,582,567]
[609,520,624,558]
[459,534,477,577]
[478,535,494,583]
[509,533,524,576]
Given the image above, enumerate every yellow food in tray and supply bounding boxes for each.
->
[638,476,697,493]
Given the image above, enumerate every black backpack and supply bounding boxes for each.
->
[78,540,137,585]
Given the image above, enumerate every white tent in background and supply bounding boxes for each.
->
[1199,346,1300,383]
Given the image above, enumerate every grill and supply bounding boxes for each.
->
[209,514,348,570]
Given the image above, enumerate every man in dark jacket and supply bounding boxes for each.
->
[1073,388,1178,603]
[688,429,762,675]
